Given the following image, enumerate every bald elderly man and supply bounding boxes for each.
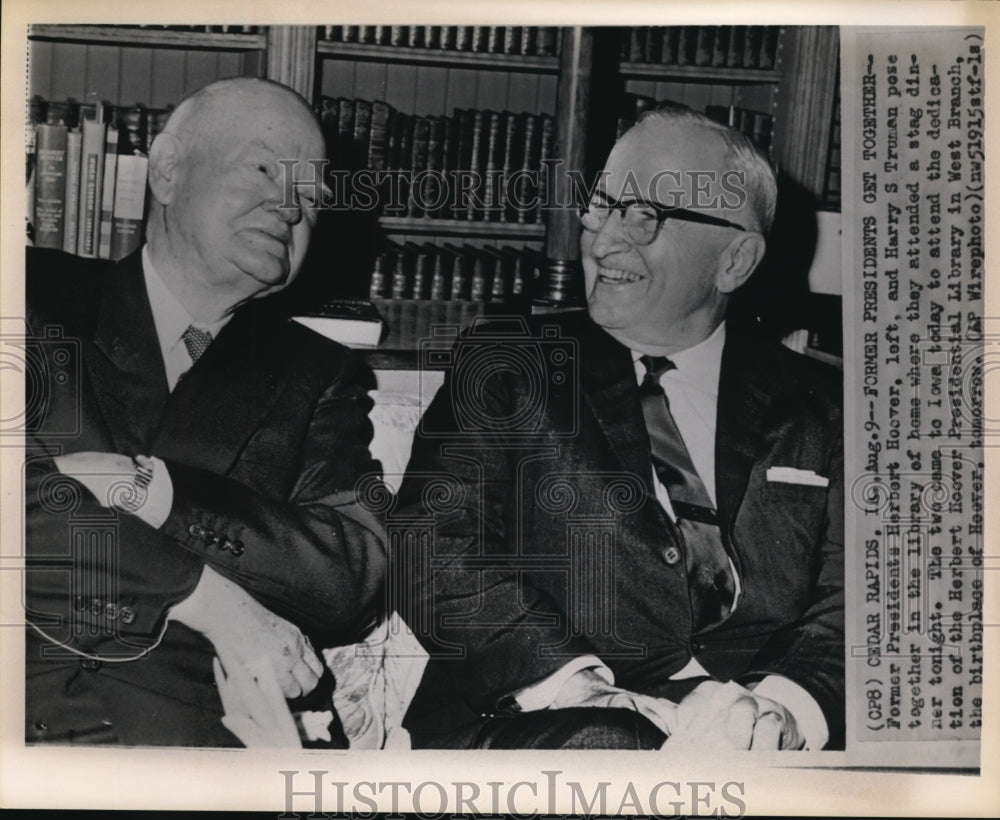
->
[25,78,384,746]
[399,107,844,750]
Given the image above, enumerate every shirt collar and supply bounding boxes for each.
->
[142,245,231,351]
[631,321,726,398]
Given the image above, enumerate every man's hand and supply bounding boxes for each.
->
[551,668,678,737]
[668,680,804,750]
[170,566,324,699]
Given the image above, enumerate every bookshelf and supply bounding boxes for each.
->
[26,23,840,364]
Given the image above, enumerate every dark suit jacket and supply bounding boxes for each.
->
[396,310,844,749]
[23,248,385,746]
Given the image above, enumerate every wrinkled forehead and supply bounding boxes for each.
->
[601,121,730,202]
[192,89,326,161]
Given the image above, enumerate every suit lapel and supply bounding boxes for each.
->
[89,253,170,454]
[152,302,290,476]
[577,317,657,496]
[714,327,778,542]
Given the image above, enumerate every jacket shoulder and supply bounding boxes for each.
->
[25,248,109,332]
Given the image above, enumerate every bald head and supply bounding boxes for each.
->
[160,77,321,157]
[625,108,778,233]
[145,78,327,321]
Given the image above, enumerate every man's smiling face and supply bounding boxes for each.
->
[580,117,750,354]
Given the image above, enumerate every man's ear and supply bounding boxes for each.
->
[147,134,184,206]
[716,232,766,294]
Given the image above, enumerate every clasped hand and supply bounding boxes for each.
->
[170,566,323,700]
[669,680,804,750]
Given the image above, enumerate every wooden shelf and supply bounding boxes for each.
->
[618,61,782,84]
[379,216,545,239]
[317,41,559,74]
[28,25,266,50]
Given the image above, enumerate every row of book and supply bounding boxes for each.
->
[30,96,173,155]
[28,101,160,259]
[318,97,554,223]
[620,26,780,70]
[615,94,774,154]
[319,25,559,56]
[68,24,261,34]
[368,241,545,303]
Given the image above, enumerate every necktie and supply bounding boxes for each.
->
[639,355,736,631]
[182,325,213,365]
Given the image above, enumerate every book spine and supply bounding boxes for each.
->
[369,250,391,298]
[712,26,730,67]
[63,129,82,254]
[628,28,646,62]
[465,111,486,221]
[110,154,148,261]
[660,27,680,65]
[391,251,412,299]
[644,27,663,64]
[726,26,746,67]
[98,126,119,259]
[537,27,557,56]
[516,113,539,224]
[447,246,470,300]
[500,112,522,222]
[482,112,505,222]
[469,253,491,302]
[411,246,432,299]
[520,26,537,56]
[77,119,106,258]
[32,123,68,249]
[695,26,715,66]
[535,115,554,224]
[368,100,393,171]
[744,26,763,68]
[336,98,356,169]
[759,27,780,69]
[408,117,431,218]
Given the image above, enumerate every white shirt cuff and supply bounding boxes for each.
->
[514,655,612,711]
[752,674,829,750]
[130,455,173,529]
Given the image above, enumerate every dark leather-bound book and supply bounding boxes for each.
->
[408,117,431,217]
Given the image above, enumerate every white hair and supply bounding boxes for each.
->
[635,106,778,233]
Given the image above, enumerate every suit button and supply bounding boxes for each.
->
[74,596,87,611]
[201,528,216,544]
[89,598,104,616]
[692,642,704,654]
[119,606,136,624]
[104,603,118,620]
[80,658,102,671]
[230,540,245,557]
[662,546,681,565]
[188,523,205,539]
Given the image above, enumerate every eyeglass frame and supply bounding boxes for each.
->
[578,191,748,246]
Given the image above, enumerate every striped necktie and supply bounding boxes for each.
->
[639,354,736,630]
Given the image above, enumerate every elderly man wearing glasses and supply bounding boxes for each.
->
[396,107,844,751]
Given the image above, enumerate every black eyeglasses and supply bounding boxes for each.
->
[579,192,747,246]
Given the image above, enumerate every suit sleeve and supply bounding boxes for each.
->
[24,447,207,660]
[157,351,386,646]
[395,363,597,714]
[740,425,845,747]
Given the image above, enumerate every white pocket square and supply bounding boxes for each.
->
[766,467,829,487]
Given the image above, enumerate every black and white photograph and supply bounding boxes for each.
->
[1,0,995,815]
